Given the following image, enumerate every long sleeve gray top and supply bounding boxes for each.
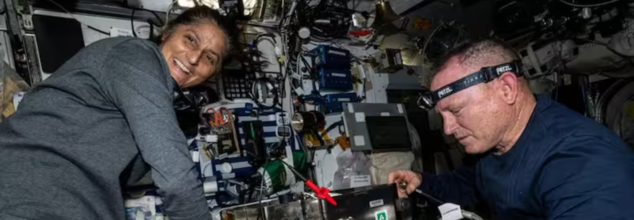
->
[0,37,211,220]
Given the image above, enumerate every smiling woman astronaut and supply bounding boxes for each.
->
[0,6,235,220]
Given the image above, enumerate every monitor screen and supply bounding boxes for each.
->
[365,116,411,151]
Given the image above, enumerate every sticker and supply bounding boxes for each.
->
[355,112,365,122]
[369,199,384,208]
[354,135,365,146]
[348,104,355,113]
[231,161,251,169]
[397,104,403,113]
[328,50,346,56]
[110,27,134,37]
[191,151,200,162]
[351,175,371,188]
[438,203,462,220]
[13,92,25,110]
[380,112,390,116]
[395,52,402,65]
[295,87,305,95]
[331,72,347,77]
[375,211,388,220]
[413,17,432,30]
[221,173,236,179]
[217,153,228,160]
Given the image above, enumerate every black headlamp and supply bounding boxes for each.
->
[418,60,523,110]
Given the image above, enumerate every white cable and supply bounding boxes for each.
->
[166,0,178,26]
[559,0,621,7]
[461,210,484,220]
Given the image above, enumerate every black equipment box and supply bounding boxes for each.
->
[323,184,402,220]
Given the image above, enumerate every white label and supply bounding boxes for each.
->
[328,50,346,56]
[380,112,390,116]
[437,87,453,99]
[221,173,236,179]
[351,175,371,188]
[348,104,354,113]
[397,104,403,113]
[355,112,365,122]
[331,73,347,77]
[354,135,365,146]
[338,98,351,102]
[368,199,384,208]
[438,203,463,220]
[395,52,402,65]
[358,65,367,79]
[13,92,25,110]
[191,151,200,162]
[110,27,134,37]
[232,161,251,169]
[496,65,512,75]
[217,153,228,160]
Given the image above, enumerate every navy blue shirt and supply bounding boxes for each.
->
[419,95,634,219]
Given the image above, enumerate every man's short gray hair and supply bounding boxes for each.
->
[430,38,521,77]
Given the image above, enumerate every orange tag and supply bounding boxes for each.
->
[414,17,431,30]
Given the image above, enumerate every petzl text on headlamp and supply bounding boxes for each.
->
[418,60,523,110]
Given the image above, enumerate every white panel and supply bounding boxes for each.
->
[314,149,338,190]
[354,135,365,146]
[355,112,365,122]
[135,0,174,13]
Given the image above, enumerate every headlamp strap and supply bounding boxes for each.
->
[431,61,522,102]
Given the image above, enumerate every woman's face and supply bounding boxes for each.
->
[160,22,227,88]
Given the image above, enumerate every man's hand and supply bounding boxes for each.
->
[388,170,422,198]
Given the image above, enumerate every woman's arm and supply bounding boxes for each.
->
[101,38,210,220]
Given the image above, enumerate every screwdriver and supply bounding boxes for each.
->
[398,181,443,204]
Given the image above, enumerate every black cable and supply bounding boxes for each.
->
[87,26,109,35]
[131,9,137,37]
[127,6,165,27]
[148,19,155,40]
[141,9,165,27]
[323,120,343,135]
[278,159,308,182]
[44,0,110,36]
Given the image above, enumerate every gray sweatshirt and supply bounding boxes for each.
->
[0,37,211,220]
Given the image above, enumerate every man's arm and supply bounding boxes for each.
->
[418,165,478,206]
[101,39,210,220]
[538,137,634,220]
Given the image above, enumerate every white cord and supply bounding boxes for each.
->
[461,210,484,220]
[166,0,178,26]
[559,0,621,7]
[202,161,212,177]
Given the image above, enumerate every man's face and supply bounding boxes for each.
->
[431,58,508,154]
[160,22,227,89]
